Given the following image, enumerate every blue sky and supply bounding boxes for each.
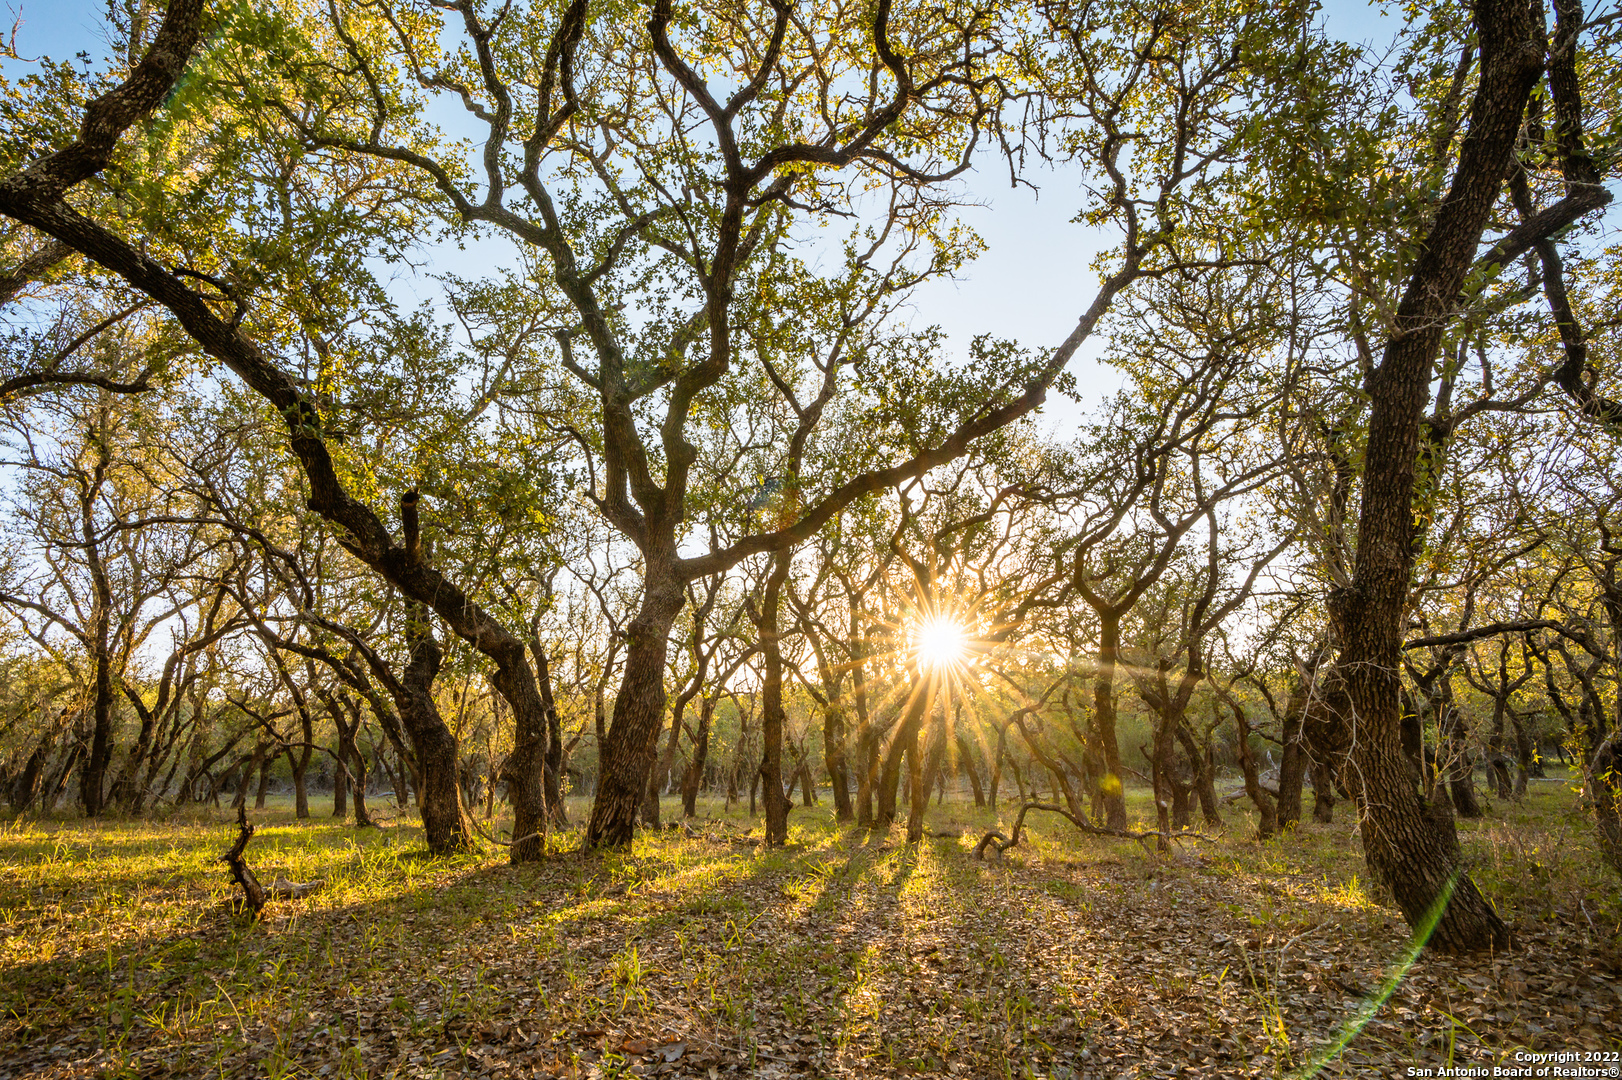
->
[3,0,1400,415]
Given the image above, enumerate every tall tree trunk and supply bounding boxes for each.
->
[489,654,552,862]
[1488,697,1514,798]
[80,645,116,818]
[1510,710,1535,795]
[907,721,945,843]
[333,747,348,817]
[877,674,931,826]
[399,610,473,854]
[1433,673,1483,818]
[989,723,1007,810]
[1177,724,1222,828]
[850,602,877,827]
[1590,733,1622,879]
[110,687,156,813]
[955,731,985,807]
[78,443,117,819]
[535,646,568,825]
[290,702,313,820]
[1277,705,1306,829]
[588,576,685,848]
[755,553,793,846]
[824,699,853,821]
[254,754,271,809]
[330,696,374,828]
[349,737,372,827]
[1326,0,1538,951]
[681,695,714,817]
[1230,697,1278,839]
[1309,754,1336,824]
[1091,614,1129,830]
[1150,708,1179,845]
[642,707,676,829]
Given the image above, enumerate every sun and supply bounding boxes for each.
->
[914,615,970,673]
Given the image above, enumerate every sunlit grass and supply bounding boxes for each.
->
[0,780,1617,1078]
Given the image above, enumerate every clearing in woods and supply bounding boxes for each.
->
[1,780,1618,1080]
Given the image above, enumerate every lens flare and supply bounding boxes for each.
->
[914,615,969,672]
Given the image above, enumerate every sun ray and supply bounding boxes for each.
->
[914,614,969,673]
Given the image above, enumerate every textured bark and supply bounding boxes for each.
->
[8,739,49,813]
[1591,734,1622,879]
[78,457,117,819]
[534,646,568,825]
[1325,0,1541,952]
[851,610,878,827]
[586,576,684,848]
[907,723,946,843]
[823,699,853,821]
[1177,724,1223,829]
[1277,702,1306,829]
[1309,754,1336,824]
[754,554,794,846]
[680,694,714,817]
[1230,696,1278,839]
[399,613,473,854]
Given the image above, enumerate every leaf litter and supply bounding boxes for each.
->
[0,802,1617,1079]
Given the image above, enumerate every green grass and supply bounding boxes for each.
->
[1,778,1618,1079]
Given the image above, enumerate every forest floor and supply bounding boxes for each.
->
[1,779,1619,1080]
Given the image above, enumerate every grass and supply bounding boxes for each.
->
[1,775,1618,1079]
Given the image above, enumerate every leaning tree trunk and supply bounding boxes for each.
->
[906,723,945,844]
[1231,698,1278,839]
[1326,0,1538,952]
[488,643,552,863]
[876,672,932,827]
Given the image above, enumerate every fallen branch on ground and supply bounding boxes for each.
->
[974,802,1219,860]
[221,805,323,917]
[467,814,541,852]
